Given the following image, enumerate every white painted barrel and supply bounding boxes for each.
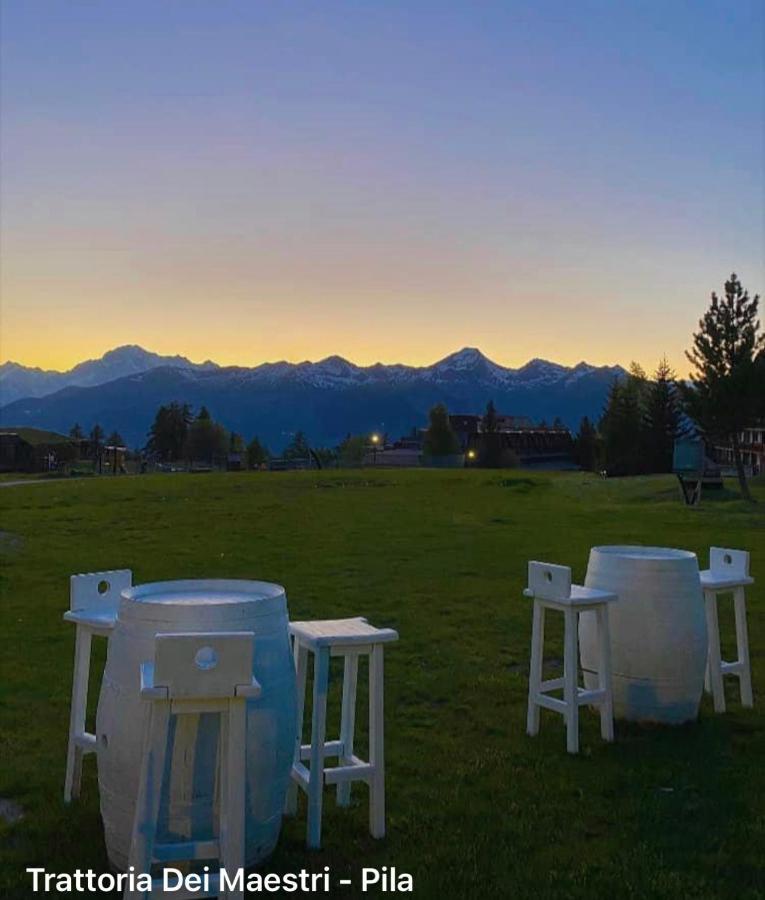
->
[95,580,296,871]
[580,546,707,724]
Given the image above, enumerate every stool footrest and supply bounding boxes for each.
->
[533,687,607,715]
[577,688,606,706]
[540,677,564,691]
[291,756,374,788]
[153,839,220,862]
[535,693,567,714]
[299,740,343,760]
[324,759,373,785]
[74,732,97,752]
[720,660,745,675]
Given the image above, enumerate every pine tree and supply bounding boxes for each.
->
[643,357,686,473]
[69,423,83,440]
[246,436,270,469]
[106,430,125,447]
[681,274,764,501]
[146,401,193,461]
[482,400,498,433]
[284,431,310,460]
[423,404,460,456]
[573,416,598,471]
[599,377,644,475]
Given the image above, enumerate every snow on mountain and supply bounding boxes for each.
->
[0,345,628,448]
[1,344,627,407]
[0,345,218,405]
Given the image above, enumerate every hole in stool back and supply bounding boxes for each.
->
[195,647,218,671]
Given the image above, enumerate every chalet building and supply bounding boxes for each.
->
[712,425,765,476]
[0,429,77,473]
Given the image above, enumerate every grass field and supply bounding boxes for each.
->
[1,469,764,899]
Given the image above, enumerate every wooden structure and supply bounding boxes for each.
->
[672,438,723,506]
[285,617,398,848]
[524,562,616,754]
[700,547,754,713]
[63,570,133,802]
[125,632,261,900]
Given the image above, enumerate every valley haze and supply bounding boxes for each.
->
[0,345,626,450]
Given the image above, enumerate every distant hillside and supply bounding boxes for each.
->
[0,346,625,450]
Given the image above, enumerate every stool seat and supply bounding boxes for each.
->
[700,569,754,590]
[523,585,617,606]
[289,617,398,648]
[63,608,118,630]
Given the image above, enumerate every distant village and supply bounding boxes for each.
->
[1,403,763,478]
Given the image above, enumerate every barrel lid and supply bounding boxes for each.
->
[120,579,286,610]
[591,545,696,561]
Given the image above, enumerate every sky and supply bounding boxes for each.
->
[1,1,763,376]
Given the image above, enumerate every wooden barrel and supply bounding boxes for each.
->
[579,546,707,723]
[96,580,296,870]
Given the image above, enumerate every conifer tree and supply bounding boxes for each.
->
[681,274,763,501]
[423,404,460,456]
[643,357,686,473]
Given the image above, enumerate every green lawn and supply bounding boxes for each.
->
[1,469,764,899]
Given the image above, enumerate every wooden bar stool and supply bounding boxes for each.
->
[63,569,132,802]
[124,632,260,900]
[524,561,617,754]
[701,547,754,713]
[284,617,398,849]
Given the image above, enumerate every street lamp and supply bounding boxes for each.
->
[370,433,380,466]
[467,448,476,464]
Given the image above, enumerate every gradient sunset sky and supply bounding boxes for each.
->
[1,1,763,375]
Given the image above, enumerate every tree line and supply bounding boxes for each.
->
[574,274,764,501]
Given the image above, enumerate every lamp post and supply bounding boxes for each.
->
[467,448,476,466]
[371,433,380,466]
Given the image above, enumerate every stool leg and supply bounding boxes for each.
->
[526,601,545,737]
[563,608,579,754]
[704,590,726,713]
[285,640,308,817]
[733,586,753,708]
[596,605,614,742]
[64,626,92,802]
[337,653,359,808]
[368,645,386,839]
[221,700,246,900]
[125,703,170,900]
[306,647,329,849]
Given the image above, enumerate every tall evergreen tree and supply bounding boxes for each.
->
[573,416,598,471]
[146,401,192,461]
[106,430,125,447]
[284,431,311,460]
[69,423,84,440]
[246,436,270,469]
[599,377,644,475]
[482,400,498,433]
[681,274,764,501]
[423,403,460,456]
[643,357,686,473]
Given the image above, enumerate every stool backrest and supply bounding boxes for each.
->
[154,632,255,699]
[527,561,572,601]
[709,547,750,579]
[70,569,132,613]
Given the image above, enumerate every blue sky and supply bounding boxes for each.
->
[1,1,763,373]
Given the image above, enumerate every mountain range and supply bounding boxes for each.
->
[0,345,626,449]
